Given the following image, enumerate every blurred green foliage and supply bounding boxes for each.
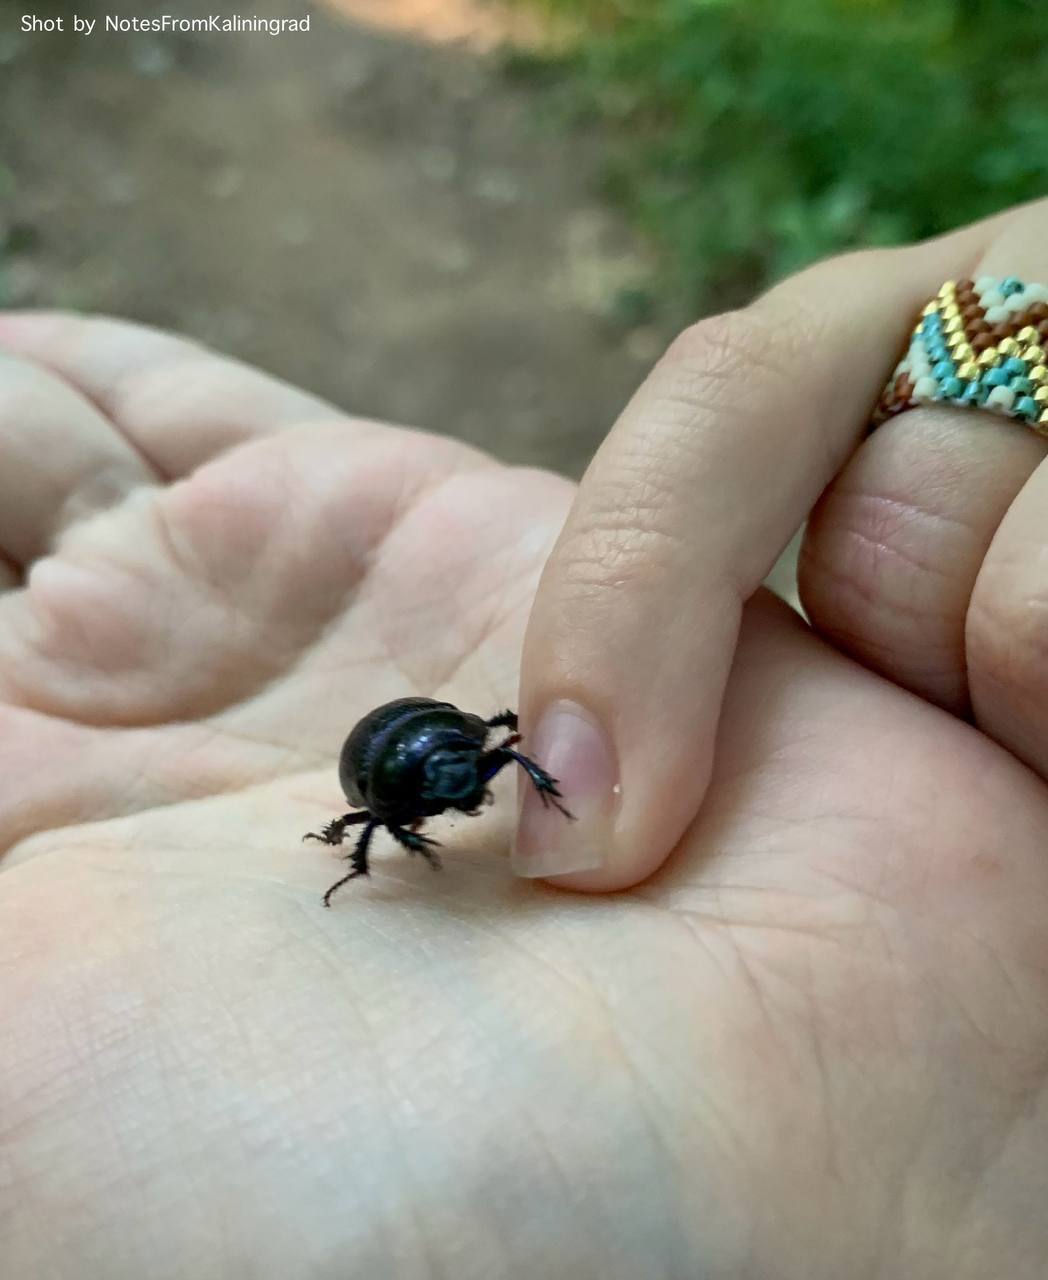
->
[510,0,1048,318]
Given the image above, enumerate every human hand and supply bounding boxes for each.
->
[514,198,1048,887]
[1,297,1046,1278]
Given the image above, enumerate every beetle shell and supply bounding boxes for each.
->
[338,697,488,822]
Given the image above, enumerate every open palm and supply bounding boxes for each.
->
[2,315,1046,1280]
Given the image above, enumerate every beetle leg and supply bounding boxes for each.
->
[478,730,520,760]
[388,824,443,871]
[322,818,379,907]
[303,810,371,846]
[478,747,576,821]
[484,709,518,734]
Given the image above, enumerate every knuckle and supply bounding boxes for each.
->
[653,305,822,471]
[559,511,685,597]
[799,487,973,692]
[547,305,806,605]
[563,441,704,597]
[801,488,961,623]
[659,307,795,414]
[664,309,750,370]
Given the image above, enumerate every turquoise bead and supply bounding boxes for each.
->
[1016,395,1039,421]
[1003,356,1028,376]
[933,359,956,380]
[960,382,988,406]
[938,377,964,399]
[984,367,1011,388]
[1010,376,1034,396]
[1001,277,1024,296]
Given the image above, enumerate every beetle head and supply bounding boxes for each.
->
[421,746,479,804]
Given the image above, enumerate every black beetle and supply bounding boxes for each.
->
[303,697,574,906]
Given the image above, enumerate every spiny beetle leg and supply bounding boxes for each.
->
[477,746,575,820]
[303,810,371,846]
[497,746,575,821]
[322,818,379,906]
[389,824,443,870]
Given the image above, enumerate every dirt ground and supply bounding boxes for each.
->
[0,0,800,597]
[0,0,663,479]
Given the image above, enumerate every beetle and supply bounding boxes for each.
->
[303,697,574,906]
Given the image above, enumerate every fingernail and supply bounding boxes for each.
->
[511,699,617,878]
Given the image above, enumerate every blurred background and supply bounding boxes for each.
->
[2,0,1046,591]
[0,0,659,480]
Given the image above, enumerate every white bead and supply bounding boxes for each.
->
[987,386,1016,411]
[913,376,937,399]
[981,290,1006,309]
[974,276,998,294]
[1024,283,1048,303]
[984,305,1009,324]
[1005,293,1029,313]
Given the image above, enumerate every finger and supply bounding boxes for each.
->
[0,311,348,480]
[799,199,1048,715]
[0,346,159,574]
[967,448,1048,779]
[512,211,1011,890]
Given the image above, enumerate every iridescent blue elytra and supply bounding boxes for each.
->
[304,697,574,906]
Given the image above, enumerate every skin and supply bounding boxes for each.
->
[1,202,1048,1276]
[516,198,1048,889]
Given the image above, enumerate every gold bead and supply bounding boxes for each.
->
[945,313,965,332]
[998,337,1021,357]
[955,344,975,362]
[978,348,999,366]
[1030,364,1048,383]
[942,303,961,323]
[938,280,957,298]
[947,332,968,351]
[1022,344,1045,365]
[957,361,979,380]
[922,301,939,317]
[1017,325,1039,343]
[1035,386,1048,404]
[1039,406,1048,425]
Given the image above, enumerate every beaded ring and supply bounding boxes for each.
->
[872,276,1048,436]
